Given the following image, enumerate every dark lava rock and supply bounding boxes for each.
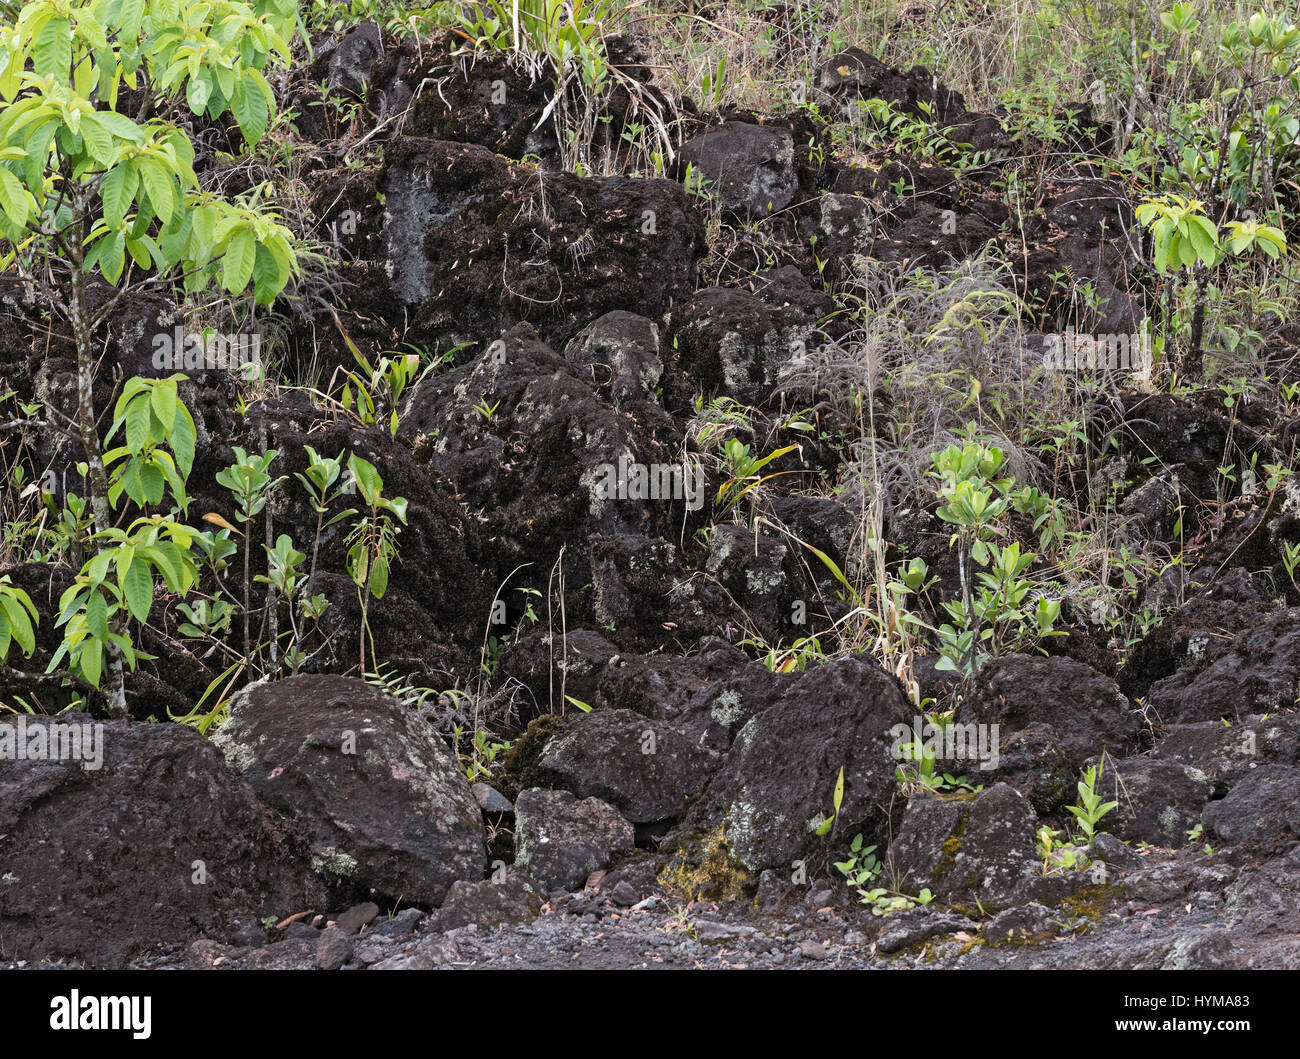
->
[369,908,426,937]
[316,926,353,971]
[1151,712,1300,786]
[609,880,639,907]
[534,708,716,823]
[958,654,1136,771]
[678,122,797,218]
[1099,757,1211,847]
[513,788,635,892]
[974,721,1072,814]
[679,656,913,873]
[886,784,1040,912]
[426,875,542,932]
[1146,610,1300,724]
[875,908,977,954]
[502,628,621,708]
[1120,571,1276,700]
[1202,765,1300,845]
[0,713,319,968]
[379,138,704,353]
[597,637,747,719]
[369,935,458,970]
[821,49,969,125]
[472,783,514,814]
[1087,831,1145,871]
[562,310,663,408]
[335,901,380,935]
[212,674,485,906]
[665,286,815,406]
[984,903,1055,945]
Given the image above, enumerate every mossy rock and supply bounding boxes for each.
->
[657,826,757,902]
[496,713,572,801]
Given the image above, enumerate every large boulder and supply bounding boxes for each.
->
[513,788,635,892]
[1202,765,1300,846]
[398,323,738,646]
[886,784,1041,912]
[678,121,798,218]
[0,713,319,967]
[972,721,1072,814]
[958,654,1136,771]
[1151,712,1300,786]
[1099,757,1212,847]
[665,286,816,406]
[679,656,914,873]
[212,675,485,906]
[379,138,704,353]
[596,637,748,720]
[1145,610,1300,724]
[562,310,663,408]
[533,708,717,824]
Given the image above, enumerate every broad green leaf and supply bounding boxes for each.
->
[121,556,154,624]
[101,163,139,226]
[33,17,72,82]
[222,227,256,292]
[151,383,177,432]
[186,73,210,115]
[0,168,29,226]
[84,589,110,643]
[136,157,175,224]
[79,112,112,165]
[124,395,150,452]
[232,79,268,144]
[80,636,103,687]
[139,460,165,504]
[370,556,389,598]
[252,242,281,303]
[169,406,196,477]
[120,0,146,40]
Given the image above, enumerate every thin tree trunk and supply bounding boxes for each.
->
[67,216,128,718]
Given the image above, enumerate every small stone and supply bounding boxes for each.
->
[230,922,267,948]
[371,935,458,970]
[1088,831,1144,870]
[876,909,976,955]
[472,783,514,814]
[694,919,756,943]
[316,926,352,971]
[354,941,392,965]
[800,939,827,961]
[984,902,1055,945]
[285,922,320,941]
[369,907,425,937]
[609,880,639,907]
[335,901,381,935]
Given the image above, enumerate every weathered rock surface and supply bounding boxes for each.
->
[0,713,319,968]
[213,675,485,906]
